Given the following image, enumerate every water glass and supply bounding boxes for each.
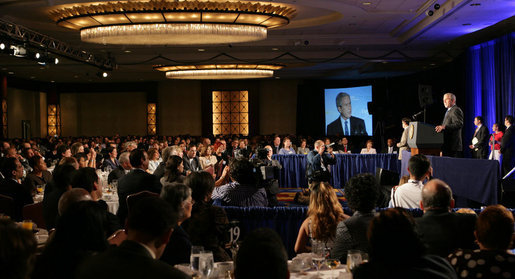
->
[346,250,363,272]
[199,251,214,278]
[190,246,204,272]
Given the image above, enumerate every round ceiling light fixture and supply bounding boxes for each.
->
[48,0,296,45]
[154,64,284,79]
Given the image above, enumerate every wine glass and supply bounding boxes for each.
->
[190,246,204,272]
[346,250,363,272]
[311,242,326,273]
[199,250,214,278]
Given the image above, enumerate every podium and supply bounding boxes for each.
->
[407,121,443,156]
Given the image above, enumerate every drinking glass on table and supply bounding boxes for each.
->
[346,250,363,272]
[190,246,204,272]
[311,242,326,272]
[199,251,214,278]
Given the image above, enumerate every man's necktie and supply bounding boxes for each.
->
[344,120,350,136]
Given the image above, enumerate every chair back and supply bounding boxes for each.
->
[0,194,14,219]
[22,202,45,229]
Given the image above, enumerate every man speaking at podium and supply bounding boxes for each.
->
[435,93,464,157]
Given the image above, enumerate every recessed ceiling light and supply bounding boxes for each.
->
[362,2,372,5]
[462,23,472,26]
[470,3,481,6]
[430,63,436,66]
[30,76,36,79]
[50,80,55,83]
[272,48,279,51]
[198,48,205,52]
[74,75,79,78]
[124,50,132,53]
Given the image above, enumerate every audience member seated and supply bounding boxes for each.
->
[182,172,231,262]
[77,196,189,279]
[381,138,399,154]
[353,208,457,279]
[71,167,121,234]
[234,228,289,279]
[183,144,201,173]
[43,164,77,229]
[107,151,132,184]
[101,146,119,172]
[296,138,310,155]
[59,156,79,169]
[416,179,477,257]
[160,182,193,266]
[332,174,378,261]
[0,157,33,221]
[306,140,336,184]
[448,205,515,279]
[0,217,37,279]
[116,149,162,224]
[279,137,296,155]
[74,152,89,168]
[162,155,186,184]
[57,188,92,215]
[198,145,217,171]
[148,147,161,174]
[294,181,348,253]
[390,154,431,208]
[360,139,377,154]
[211,158,268,207]
[153,146,172,179]
[33,201,110,279]
[23,155,52,196]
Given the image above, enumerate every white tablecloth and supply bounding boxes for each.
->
[102,192,119,214]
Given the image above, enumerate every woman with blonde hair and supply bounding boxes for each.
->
[198,145,218,171]
[294,182,348,253]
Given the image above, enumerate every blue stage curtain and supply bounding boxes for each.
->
[273,154,308,188]
[466,32,514,141]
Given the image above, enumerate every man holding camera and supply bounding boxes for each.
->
[306,140,336,184]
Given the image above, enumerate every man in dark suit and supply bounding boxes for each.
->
[182,144,200,173]
[501,115,515,176]
[0,157,33,221]
[469,116,489,159]
[327,92,367,136]
[108,151,132,184]
[116,149,161,223]
[380,138,399,154]
[416,179,477,257]
[77,196,189,279]
[435,93,464,157]
[306,140,336,183]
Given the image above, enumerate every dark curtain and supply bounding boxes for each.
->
[465,32,515,142]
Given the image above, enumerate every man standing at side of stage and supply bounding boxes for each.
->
[435,93,464,157]
[500,115,514,176]
[469,116,489,159]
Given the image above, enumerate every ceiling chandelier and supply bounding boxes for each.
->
[154,64,284,79]
[48,0,296,45]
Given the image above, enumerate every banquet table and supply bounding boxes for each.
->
[272,154,400,188]
[400,151,499,205]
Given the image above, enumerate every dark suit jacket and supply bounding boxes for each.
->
[160,224,191,266]
[77,240,189,279]
[182,156,200,172]
[472,125,489,159]
[380,146,399,154]
[153,162,166,179]
[327,116,367,136]
[108,166,127,184]
[415,209,477,257]
[442,105,464,153]
[501,125,515,175]
[306,150,336,180]
[0,178,33,221]
[116,169,162,223]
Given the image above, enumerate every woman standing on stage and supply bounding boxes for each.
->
[489,122,503,161]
